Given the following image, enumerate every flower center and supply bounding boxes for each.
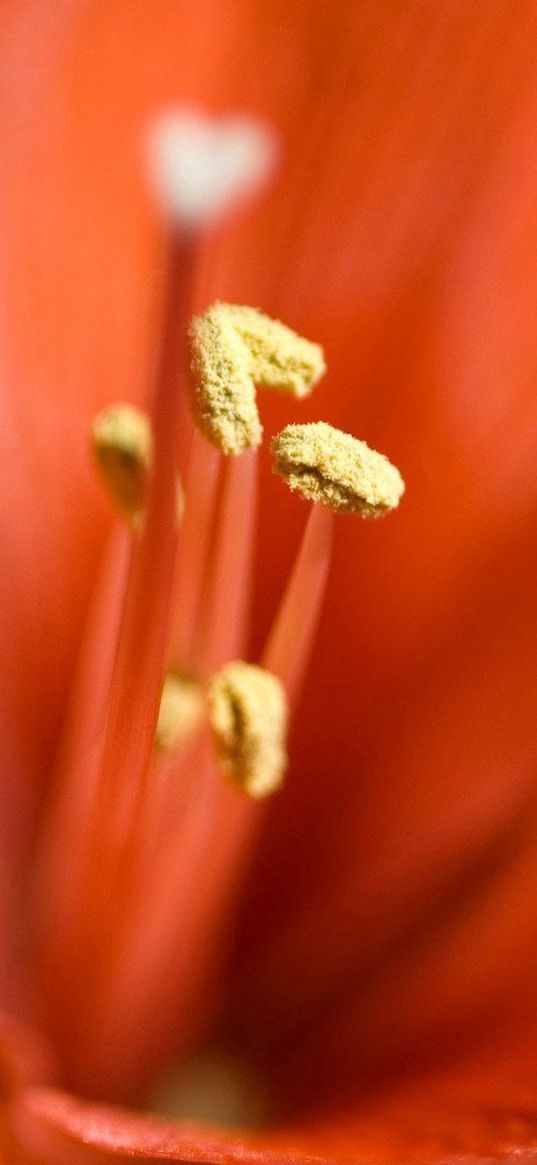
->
[32,176,403,1107]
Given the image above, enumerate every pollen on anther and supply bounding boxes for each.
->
[189,304,325,455]
[271,421,405,517]
[208,662,288,798]
[92,404,152,518]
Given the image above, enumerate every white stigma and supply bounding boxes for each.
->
[147,109,277,226]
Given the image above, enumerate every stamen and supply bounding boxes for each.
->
[271,421,405,516]
[170,431,221,669]
[198,451,258,674]
[92,404,152,519]
[209,662,288,798]
[155,673,204,753]
[262,505,334,706]
[189,304,326,454]
[92,404,186,527]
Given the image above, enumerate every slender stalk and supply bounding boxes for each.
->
[263,504,334,705]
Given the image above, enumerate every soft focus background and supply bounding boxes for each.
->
[2,0,537,1132]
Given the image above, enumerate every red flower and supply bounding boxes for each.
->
[2,1,537,1161]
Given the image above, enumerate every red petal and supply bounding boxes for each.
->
[10,1088,328,1164]
[0,1013,57,1097]
[9,1083,537,1165]
[223,0,537,1100]
[232,503,537,1102]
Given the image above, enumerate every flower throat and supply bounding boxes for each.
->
[33,234,403,1103]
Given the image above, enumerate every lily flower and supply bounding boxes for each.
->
[2,2,537,1163]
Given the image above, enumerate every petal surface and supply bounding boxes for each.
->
[10,1088,326,1165]
[10,1081,537,1165]
[222,0,537,1104]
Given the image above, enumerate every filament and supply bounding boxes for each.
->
[263,504,334,706]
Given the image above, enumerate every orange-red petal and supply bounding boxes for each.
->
[10,1081,537,1165]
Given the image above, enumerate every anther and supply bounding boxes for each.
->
[92,404,152,519]
[155,673,204,753]
[189,304,326,455]
[208,662,288,798]
[92,404,185,525]
[271,421,405,516]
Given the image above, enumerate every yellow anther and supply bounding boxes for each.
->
[155,673,204,753]
[92,404,152,518]
[271,421,405,517]
[189,304,325,455]
[92,403,185,526]
[208,662,288,798]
